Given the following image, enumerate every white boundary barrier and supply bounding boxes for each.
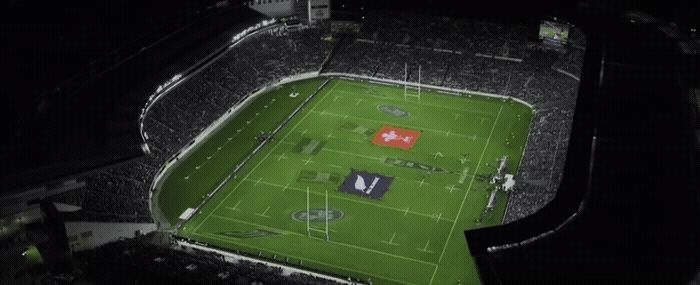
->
[178,240,357,284]
[320,72,535,110]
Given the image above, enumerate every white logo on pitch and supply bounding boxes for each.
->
[354,175,380,195]
[381,131,413,143]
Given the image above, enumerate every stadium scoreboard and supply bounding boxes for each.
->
[539,20,570,46]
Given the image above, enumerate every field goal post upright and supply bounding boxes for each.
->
[403,62,422,103]
[305,187,329,241]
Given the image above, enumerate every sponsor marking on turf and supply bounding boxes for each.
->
[458,167,470,184]
[372,126,421,150]
[378,104,410,118]
[291,208,345,223]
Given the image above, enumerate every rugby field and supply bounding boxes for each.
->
[159,77,533,284]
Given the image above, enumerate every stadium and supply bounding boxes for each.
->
[1,0,698,284]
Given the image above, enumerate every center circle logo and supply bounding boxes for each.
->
[291,208,344,223]
[378,104,410,117]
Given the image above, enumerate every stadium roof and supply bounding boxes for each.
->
[1,4,265,192]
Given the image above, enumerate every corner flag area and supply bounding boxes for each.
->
[159,77,534,284]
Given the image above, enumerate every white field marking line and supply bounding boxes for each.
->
[430,105,503,285]
[254,177,263,187]
[208,215,437,267]
[225,200,243,212]
[255,206,271,218]
[193,82,340,234]
[299,129,309,137]
[328,164,343,169]
[303,157,314,165]
[333,96,340,102]
[282,183,290,192]
[321,148,384,161]
[310,110,480,141]
[348,138,364,144]
[417,178,429,188]
[343,114,349,120]
[416,240,434,254]
[445,129,451,137]
[308,226,338,233]
[326,132,335,139]
[446,184,460,193]
[277,153,288,161]
[355,98,364,105]
[280,141,381,163]
[334,89,493,117]
[380,232,400,246]
[196,233,419,285]
[243,179,455,223]
[186,133,236,178]
[454,113,461,120]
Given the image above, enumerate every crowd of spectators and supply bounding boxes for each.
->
[74,236,341,285]
[48,24,331,224]
[321,13,583,223]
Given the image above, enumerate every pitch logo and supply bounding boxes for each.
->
[339,170,393,199]
[372,126,422,150]
[378,105,410,117]
[291,208,344,223]
[353,175,380,195]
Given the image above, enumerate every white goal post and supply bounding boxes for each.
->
[403,62,422,102]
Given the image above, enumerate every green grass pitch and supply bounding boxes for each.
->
[158,77,533,284]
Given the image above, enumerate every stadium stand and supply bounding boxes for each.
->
[47,11,583,282]
[76,235,341,285]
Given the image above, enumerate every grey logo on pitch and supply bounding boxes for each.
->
[291,208,344,223]
[378,105,409,117]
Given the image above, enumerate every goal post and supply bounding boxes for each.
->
[403,62,422,103]
[305,187,330,241]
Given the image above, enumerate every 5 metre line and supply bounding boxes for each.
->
[430,105,503,285]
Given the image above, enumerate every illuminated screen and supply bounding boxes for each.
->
[539,21,570,45]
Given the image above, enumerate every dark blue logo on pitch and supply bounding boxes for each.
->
[339,170,393,199]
